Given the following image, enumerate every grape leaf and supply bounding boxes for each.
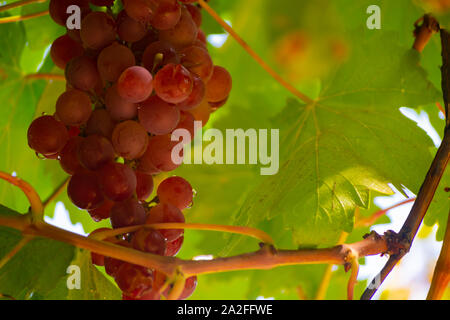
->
[230,32,441,249]
[44,249,121,300]
[0,206,75,300]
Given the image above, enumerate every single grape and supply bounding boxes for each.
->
[80,11,116,50]
[165,236,184,257]
[146,203,185,241]
[110,198,147,228]
[50,34,84,70]
[138,95,180,135]
[122,0,154,25]
[105,84,138,122]
[157,176,193,210]
[55,89,92,126]
[176,75,205,110]
[85,108,116,140]
[131,228,166,256]
[65,54,101,92]
[154,63,194,104]
[138,134,183,172]
[68,170,104,210]
[180,45,213,82]
[98,162,137,202]
[150,0,181,31]
[27,115,69,156]
[97,42,136,82]
[77,134,115,170]
[206,66,232,102]
[49,0,90,26]
[142,40,180,73]
[117,66,154,103]
[59,136,83,175]
[88,199,114,222]
[116,10,147,43]
[159,6,198,48]
[135,171,154,201]
[111,120,149,160]
[114,263,153,299]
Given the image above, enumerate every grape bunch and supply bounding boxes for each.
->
[27,0,232,300]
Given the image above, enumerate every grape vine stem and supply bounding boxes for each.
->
[197,0,314,105]
[25,73,66,82]
[0,0,47,13]
[0,211,390,283]
[91,222,274,245]
[361,29,450,300]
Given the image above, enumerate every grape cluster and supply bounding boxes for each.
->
[27,0,232,300]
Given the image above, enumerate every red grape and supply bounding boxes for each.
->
[105,84,138,122]
[27,115,69,156]
[97,43,136,82]
[49,0,90,26]
[117,66,154,103]
[59,136,83,175]
[135,171,154,201]
[50,34,84,70]
[55,89,92,126]
[88,199,114,222]
[132,228,166,255]
[110,198,147,228]
[98,162,137,202]
[146,203,185,241]
[85,109,116,140]
[65,55,101,92]
[68,170,104,210]
[176,75,205,110]
[117,10,147,43]
[150,0,181,31]
[154,63,194,104]
[165,236,183,257]
[77,135,115,170]
[159,6,198,48]
[123,0,154,25]
[111,120,149,160]
[180,45,213,82]
[206,66,232,102]
[138,134,183,172]
[80,11,116,50]
[138,95,180,135]
[157,176,193,210]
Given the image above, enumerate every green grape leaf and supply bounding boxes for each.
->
[0,206,75,300]
[44,249,121,300]
[230,32,440,248]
